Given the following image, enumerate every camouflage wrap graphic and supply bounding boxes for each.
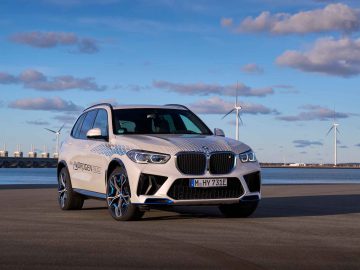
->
[119,135,247,155]
[90,144,131,157]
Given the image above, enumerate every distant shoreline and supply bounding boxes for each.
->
[260,164,360,169]
[0,157,359,169]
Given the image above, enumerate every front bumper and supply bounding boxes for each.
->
[121,155,261,205]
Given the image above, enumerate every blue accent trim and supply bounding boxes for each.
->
[135,198,173,205]
[73,189,106,199]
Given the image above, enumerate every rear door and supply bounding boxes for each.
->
[85,109,110,193]
[69,109,98,191]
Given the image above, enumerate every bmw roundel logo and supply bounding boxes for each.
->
[202,146,210,156]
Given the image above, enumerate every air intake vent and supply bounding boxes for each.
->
[210,152,235,174]
[176,152,206,175]
[243,171,261,193]
[167,178,243,200]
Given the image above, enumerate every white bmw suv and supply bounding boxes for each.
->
[57,103,261,221]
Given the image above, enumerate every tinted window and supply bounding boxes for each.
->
[113,108,212,135]
[93,109,108,137]
[71,113,87,138]
[180,114,202,134]
[79,110,98,139]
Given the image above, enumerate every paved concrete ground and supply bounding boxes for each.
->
[0,185,360,270]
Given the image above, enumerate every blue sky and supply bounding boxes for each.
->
[1,0,360,163]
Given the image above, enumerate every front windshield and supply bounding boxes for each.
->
[113,108,212,135]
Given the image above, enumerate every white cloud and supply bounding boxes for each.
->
[276,37,360,77]
[26,120,50,126]
[10,31,99,54]
[293,140,323,148]
[9,97,83,112]
[0,69,106,91]
[220,17,233,27]
[277,105,352,121]
[225,3,360,34]
[241,63,264,74]
[188,96,278,115]
[153,80,273,97]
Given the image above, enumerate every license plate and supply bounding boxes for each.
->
[190,178,227,188]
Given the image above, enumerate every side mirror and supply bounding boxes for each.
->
[87,128,104,139]
[214,128,225,137]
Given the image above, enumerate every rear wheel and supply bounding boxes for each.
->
[106,166,144,221]
[219,201,259,218]
[57,167,84,210]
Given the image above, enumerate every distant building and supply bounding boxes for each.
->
[289,163,306,167]
[14,151,23,158]
[0,150,8,157]
[28,144,37,158]
[13,144,23,158]
[0,143,8,157]
[40,152,50,158]
[28,151,37,158]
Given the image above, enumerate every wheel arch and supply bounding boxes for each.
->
[106,158,126,186]
[57,160,68,177]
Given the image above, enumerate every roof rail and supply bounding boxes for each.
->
[164,104,190,111]
[83,103,113,112]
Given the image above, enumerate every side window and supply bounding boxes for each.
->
[180,114,201,134]
[79,110,98,139]
[93,109,109,137]
[71,113,87,139]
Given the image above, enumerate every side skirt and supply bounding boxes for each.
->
[73,188,106,200]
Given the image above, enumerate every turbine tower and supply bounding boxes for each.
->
[44,124,64,156]
[222,82,243,140]
[326,117,340,166]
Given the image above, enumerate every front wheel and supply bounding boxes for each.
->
[106,167,144,221]
[219,201,259,218]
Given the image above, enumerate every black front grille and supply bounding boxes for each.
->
[176,152,206,175]
[210,152,235,174]
[167,178,243,200]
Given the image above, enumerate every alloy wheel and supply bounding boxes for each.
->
[58,171,68,208]
[107,173,131,218]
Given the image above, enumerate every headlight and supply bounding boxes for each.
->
[239,150,257,163]
[127,150,170,164]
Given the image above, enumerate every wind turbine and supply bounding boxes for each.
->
[222,82,243,141]
[326,114,340,166]
[44,124,64,156]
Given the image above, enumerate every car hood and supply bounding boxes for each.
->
[114,134,250,155]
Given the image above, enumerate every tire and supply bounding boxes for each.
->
[219,200,259,218]
[106,166,144,221]
[57,167,84,210]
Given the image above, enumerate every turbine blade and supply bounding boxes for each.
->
[58,124,65,133]
[337,128,340,134]
[222,108,235,119]
[44,128,56,134]
[326,126,333,136]
[238,111,243,126]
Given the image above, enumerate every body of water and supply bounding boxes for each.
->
[0,167,359,185]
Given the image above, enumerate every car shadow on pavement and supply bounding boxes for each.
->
[143,194,360,220]
[254,194,360,218]
[80,194,360,220]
